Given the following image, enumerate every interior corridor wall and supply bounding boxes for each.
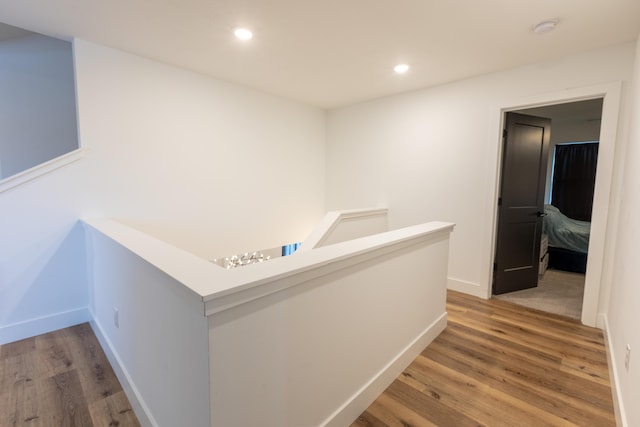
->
[0,34,78,179]
[0,39,326,343]
[607,35,640,426]
[325,42,635,298]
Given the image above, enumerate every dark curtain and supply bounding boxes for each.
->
[551,143,599,221]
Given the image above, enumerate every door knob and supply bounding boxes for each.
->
[536,211,547,217]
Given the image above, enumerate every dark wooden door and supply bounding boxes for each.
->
[493,112,551,295]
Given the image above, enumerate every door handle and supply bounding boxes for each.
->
[536,211,547,217]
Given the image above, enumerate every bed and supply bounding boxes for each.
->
[542,204,591,273]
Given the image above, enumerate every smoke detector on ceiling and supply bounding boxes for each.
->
[532,19,558,34]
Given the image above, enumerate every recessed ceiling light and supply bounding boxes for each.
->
[234,27,253,41]
[394,64,410,74]
[532,19,558,34]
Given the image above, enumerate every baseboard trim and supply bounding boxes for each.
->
[448,277,488,299]
[90,317,157,427]
[602,315,627,427]
[0,307,91,345]
[323,312,448,426]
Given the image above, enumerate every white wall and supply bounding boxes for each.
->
[208,224,452,426]
[300,208,388,251]
[0,34,78,179]
[606,35,640,426]
[86,225,210,426]
[73,40,326,259]
[0,33,84,340]
[325,42,635,299]
[0,39,326,343]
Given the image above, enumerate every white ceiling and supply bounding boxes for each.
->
[0,22,32,42]
[0,0,639,109]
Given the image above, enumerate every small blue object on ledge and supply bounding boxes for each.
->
[282,242,302,257]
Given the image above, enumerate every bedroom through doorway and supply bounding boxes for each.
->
[493,98,603,320]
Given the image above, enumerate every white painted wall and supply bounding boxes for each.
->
[208,224,452,426]
[325,43,635,300]
[0,34,78,179]
[81,217,451,426]
[0,39,326,343]
[73,40,326,259]
[85,224,210,426]
[606,35,640,426]
[300,208,388,251]
[1,32,637,424]
[0,35,83,339]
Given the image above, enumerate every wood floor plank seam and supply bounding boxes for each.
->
[352,291,616,427]
[438,323,612,389]
[405,354,577,427]
[1,292,615,427]
[447,311,607,366]
[425,333,614,421]
[0,323,140,427]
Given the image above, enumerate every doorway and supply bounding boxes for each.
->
[492,97,606,322]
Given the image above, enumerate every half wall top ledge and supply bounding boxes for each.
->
[82,211,455,315]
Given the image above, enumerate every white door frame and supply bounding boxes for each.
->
[488,82,622,327]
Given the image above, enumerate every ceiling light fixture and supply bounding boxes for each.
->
[394,64,410,74]
[234,27,253,41]
[532,19,558,34]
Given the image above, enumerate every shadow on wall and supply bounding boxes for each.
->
[0,222,88,344]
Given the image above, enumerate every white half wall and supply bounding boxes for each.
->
[325,42,636,301]
[81,217,452,426]
[0,38,326,343]
[208,225,452,426]
[85,223,210,427]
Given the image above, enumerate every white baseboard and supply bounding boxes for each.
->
[323,312,448,427]
[602,315,627,427]
[0,307,91,345]
[448,277,488,299]
[90,317,157,427]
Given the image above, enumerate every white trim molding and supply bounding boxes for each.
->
[0,148,85,193]
[324,313,447,426]
[0,306,91,345]
[487,82,623,326]
[448,277,487,299]
[602,315,628,426]
[90,318,157,427]
[204,221,453,315]
[300,207,388,251]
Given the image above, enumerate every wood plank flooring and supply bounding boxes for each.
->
[0,292,615,427]
[352,290,615,427]
[0,323,139,427]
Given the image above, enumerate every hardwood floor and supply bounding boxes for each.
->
[0,292,615,427]
[353,290,615,427]
[0,323,139,427]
